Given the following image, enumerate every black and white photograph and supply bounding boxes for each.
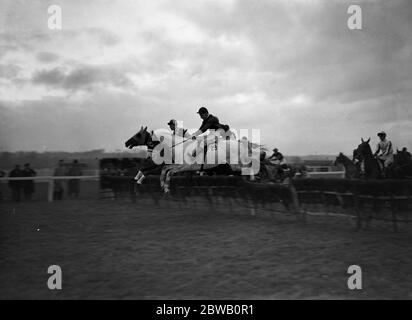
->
[1,0,412,303]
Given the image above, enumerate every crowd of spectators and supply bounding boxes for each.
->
[0,160,83,202]
[6,163,37,201]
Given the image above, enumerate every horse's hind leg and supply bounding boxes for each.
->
[160,166,170,189]
[164,170,173,193]
[164,167,179,193]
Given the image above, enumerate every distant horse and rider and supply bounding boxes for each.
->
[260,147,295,182]
[335,131,412,179]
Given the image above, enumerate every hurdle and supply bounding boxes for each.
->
[0,175,99,202]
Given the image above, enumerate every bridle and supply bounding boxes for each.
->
[132,130,155,150]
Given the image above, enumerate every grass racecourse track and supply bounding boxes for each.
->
[1,198,412,299]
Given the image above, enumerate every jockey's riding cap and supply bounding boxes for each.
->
[167,119,176,126]
[197,107,208,114]
[377,131,386,136]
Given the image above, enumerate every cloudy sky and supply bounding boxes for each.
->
[0,0,411,155]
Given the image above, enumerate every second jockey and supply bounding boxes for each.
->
[167,119,189,138]
[374,131,394,176]
[191,107,230,141]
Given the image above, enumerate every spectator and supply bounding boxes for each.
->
[9,165,23,202]
[22,163,36,201]
[53,160,66,200]
[68,159,82,199]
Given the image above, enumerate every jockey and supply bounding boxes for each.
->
[167,119,189,138]
[191,107,230,141]
[374,131,394,173]
[268,148,286,166]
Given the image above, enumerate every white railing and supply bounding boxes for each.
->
[0,176,99,202]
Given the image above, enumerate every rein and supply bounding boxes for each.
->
[171,138,191,148]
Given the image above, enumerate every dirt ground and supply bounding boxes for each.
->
[0,197,411,299]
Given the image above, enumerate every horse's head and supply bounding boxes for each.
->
[354,137,372,161]
[125,126,151,149]
[334,152,346,166]
[395,148,410,165]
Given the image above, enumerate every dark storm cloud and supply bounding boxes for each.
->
[32,64,133,91]
[266,0,412,104]
[32,68,65,85]
[168,0,412,104]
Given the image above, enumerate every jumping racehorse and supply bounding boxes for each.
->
[125,125,261,192]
